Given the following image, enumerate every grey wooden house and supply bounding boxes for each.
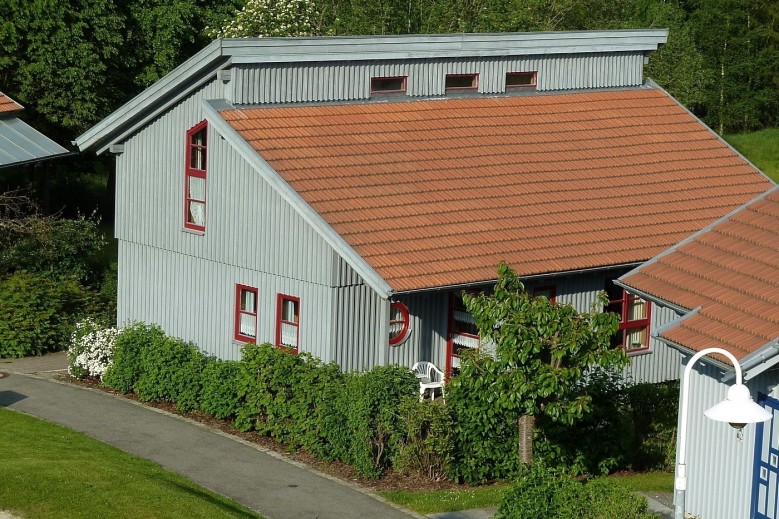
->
[75,31,772,381]
[618,186,779,519]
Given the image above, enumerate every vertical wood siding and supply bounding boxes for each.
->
[331,281,388,371]
[232,52,645,104]
[681,362,772,519]
[388,292,450,371]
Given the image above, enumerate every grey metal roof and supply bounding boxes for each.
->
[0,116,70,168]
[75,29,668,155]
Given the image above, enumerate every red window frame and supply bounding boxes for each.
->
[184,120,207,232]
[371,76,407,94]
[607,288,651,354]
[234,284,258,343]
[446,291,481,375]
[505,71,537,90]
[533,285,557,302]
[389,301,410,346]
[276,294,300,353]
[445,73,479,92]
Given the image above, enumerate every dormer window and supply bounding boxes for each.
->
[505,72,537,90]
[184,120,207,232]
[445,74,478,92]
[371,76,407,94]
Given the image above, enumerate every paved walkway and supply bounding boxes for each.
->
[0,354,421,519]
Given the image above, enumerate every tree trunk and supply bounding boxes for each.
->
[518,414,535,465]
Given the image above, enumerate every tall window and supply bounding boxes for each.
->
[185,120,207,231]
[235,284,258,343]
[446,292,481,374]
[605,282,651,353]
[276,294,300,353]
[389,301,410,345]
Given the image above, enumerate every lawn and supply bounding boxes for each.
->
[0,408,261,519]
[380,471,674,514]
[725,128,779,182]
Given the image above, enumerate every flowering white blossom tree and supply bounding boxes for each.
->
[209,0,319,38]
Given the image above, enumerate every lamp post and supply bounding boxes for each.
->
[675,347,772,519]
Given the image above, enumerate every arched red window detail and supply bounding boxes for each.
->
[389,302,410,346]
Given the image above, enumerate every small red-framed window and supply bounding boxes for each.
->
[234,284,258,343]
[371,76,407,94]
[389,301,410,346]
[445,74,478,91]
[605,283,651,354]
[276,294,300,353]
[184,120,207,232]
[533,285,556,302]
[505,72,537,90]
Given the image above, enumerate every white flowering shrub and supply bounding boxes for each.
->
[68,319,121,380]
[208,0,319,38]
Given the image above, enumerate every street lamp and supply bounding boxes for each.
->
[675,347,772,519]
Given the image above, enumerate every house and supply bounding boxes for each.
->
[74,31,773,382]
[0,92,69,168]
[618,185,779,519]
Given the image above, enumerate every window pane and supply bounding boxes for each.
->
[282,299,298,322]
[625,327,648,351]
[240,313,256,338]
[280,322,298,347]
[187,201,205,226]
[191,128,206,147]
[188,176,205,201]
[506,72,536,87]
[371,77,406,92]
[190,146,206,170]
[446,74,477,89]
[628,296,648,321]
[241,290,256,312]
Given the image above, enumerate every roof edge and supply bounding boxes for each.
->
[203,99,393,299]
[613,279,691,315]
[75,39,226,153]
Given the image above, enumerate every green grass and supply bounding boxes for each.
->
[724,128,779,182]
[608,471,674,493]
[379,484,508,514]
[0,408,261,519]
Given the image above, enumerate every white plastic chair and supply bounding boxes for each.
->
[411,361,445,402]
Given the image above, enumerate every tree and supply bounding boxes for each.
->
[462,262,625,465]
[210,0,321,38]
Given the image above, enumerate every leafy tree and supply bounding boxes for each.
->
[210,0,321,38]
[462,262,625,465]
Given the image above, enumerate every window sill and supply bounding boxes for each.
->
[182,227,205,236]
[626,347,652,357]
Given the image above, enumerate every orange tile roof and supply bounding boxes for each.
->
[221,88,773,293]
[0,92,23,114]
[620,186,779,359]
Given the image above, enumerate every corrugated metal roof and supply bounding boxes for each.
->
[221,88,773,293]
[0,93,69,168]
[620,186,779,360]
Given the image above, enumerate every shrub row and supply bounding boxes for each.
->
[96,323,448,479]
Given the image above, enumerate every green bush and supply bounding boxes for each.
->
[0,271,85,357]
[391,399,453,481]
[199,360,243,420]
[495,464,655,519]
[135,334,208,413]
[626,380,679,471]
[447,352,521,484]
[103,323,165,393]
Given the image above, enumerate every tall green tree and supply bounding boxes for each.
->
[461,262,625,465]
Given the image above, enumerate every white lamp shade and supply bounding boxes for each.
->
[704,383,772,425]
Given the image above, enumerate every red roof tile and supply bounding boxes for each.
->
[221,88,773,293]
[621,187,779,360]
[0,92,23,114]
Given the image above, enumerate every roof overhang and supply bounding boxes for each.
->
[0,116,71,168]
[75,29,668,156]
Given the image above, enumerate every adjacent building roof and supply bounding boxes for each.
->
[220,87,773,293]
[618,186,779,361]
[0,92,69,168]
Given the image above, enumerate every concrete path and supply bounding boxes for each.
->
[0,357,421,519]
